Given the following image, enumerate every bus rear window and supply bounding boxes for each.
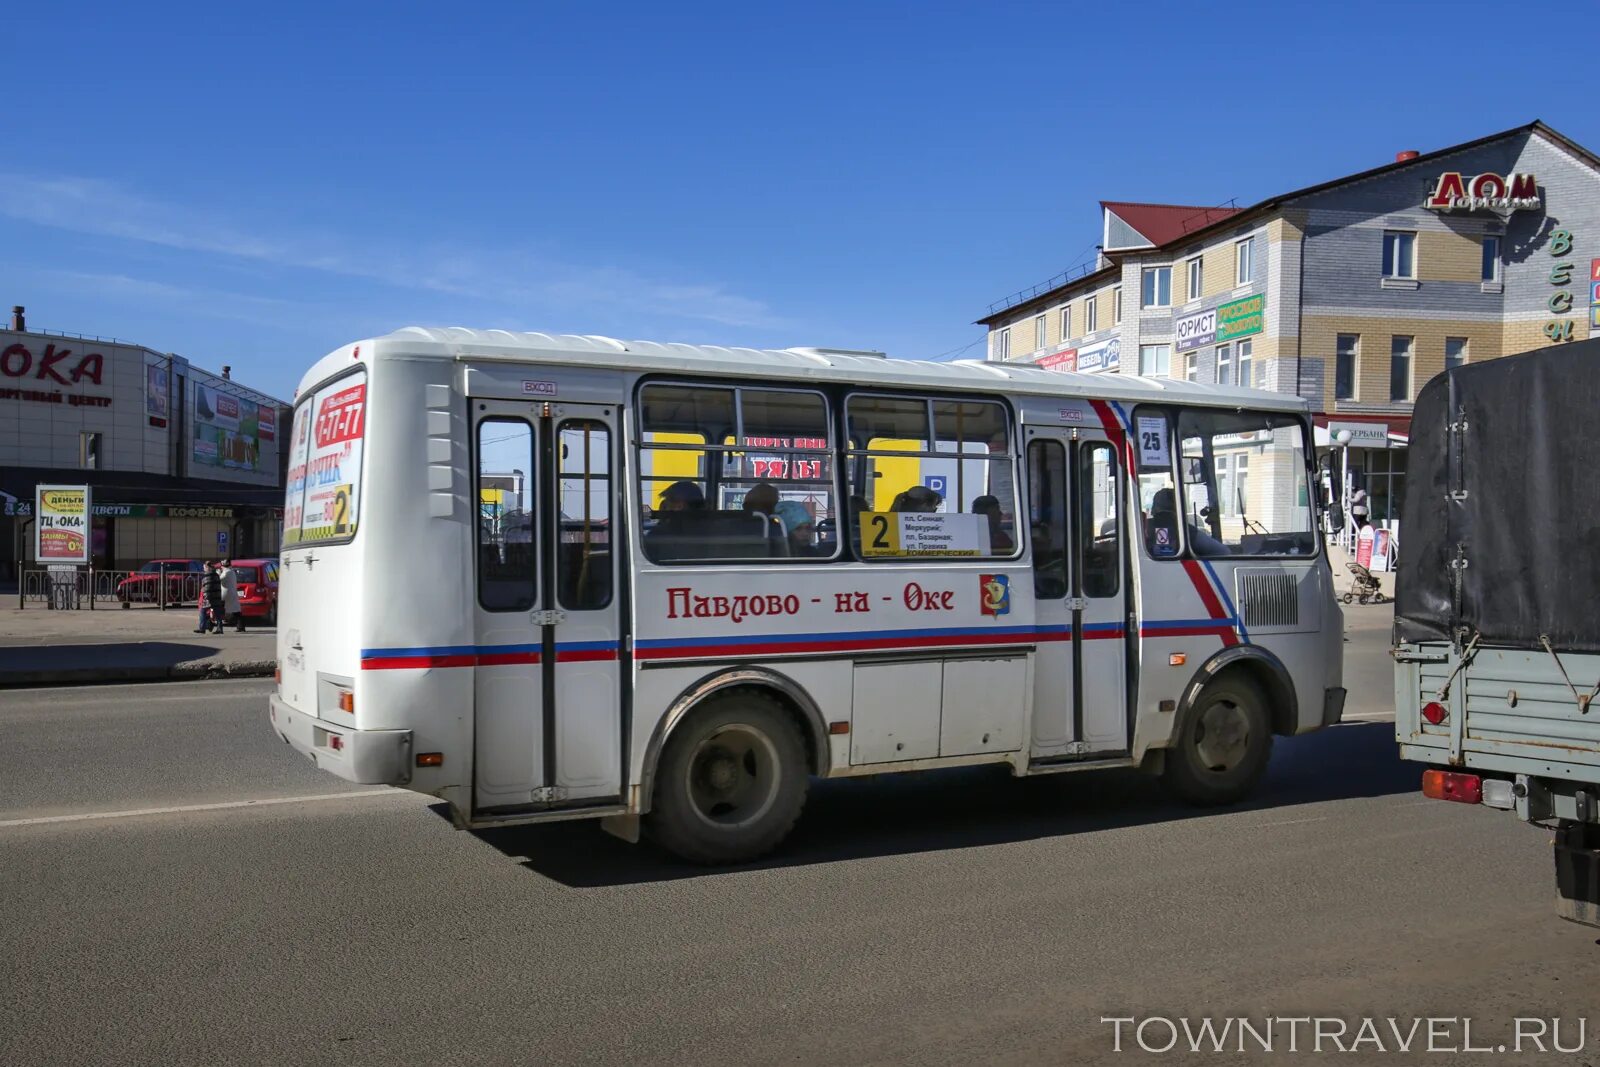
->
[283,370,367,546]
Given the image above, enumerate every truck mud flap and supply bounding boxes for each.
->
[1554,820,1600,929]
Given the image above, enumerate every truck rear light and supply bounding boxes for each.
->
[416,752,443,767]
[328,734,345,751]
[1422,769,1482,805]
[338,691,355,713]
[1421,701,1448,725]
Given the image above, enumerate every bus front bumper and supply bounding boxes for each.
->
[268,695,413,786]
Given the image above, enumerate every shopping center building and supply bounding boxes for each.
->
[976,120,1600,534]
[0,307,290,580]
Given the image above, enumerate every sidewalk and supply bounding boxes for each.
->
[0,603,276,687]
[1325,536,1398,602]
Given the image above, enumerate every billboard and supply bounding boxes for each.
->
[35,484,91,564]
[193,382,263,472]
[146,363,169,419]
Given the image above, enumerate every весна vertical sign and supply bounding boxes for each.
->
[35,484,91,564]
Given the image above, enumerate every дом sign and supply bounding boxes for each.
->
[1425,172,1540,213]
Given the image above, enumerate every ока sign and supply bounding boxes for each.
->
[1425,172,1540,213]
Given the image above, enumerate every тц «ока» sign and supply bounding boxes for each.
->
[35,484,91,564]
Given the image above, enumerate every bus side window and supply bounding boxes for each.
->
[477,418,536,611]
[1027,439,1068,599]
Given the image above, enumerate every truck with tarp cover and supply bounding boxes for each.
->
[1394,338,1600,927]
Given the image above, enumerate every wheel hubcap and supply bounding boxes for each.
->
[685,723,781,830]
[1193,699,1251,773]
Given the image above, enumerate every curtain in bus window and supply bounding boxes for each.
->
[1175,410,1314,557]
[845,395,1018,559]
[477,418,536,611]
[557,420,612,610]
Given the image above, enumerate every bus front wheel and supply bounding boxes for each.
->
[1162,676,1272,806]
[647,691,809,865]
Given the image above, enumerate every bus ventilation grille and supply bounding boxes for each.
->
[1236,571,1298,629]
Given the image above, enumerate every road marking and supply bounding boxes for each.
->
[1245,816,1329,828]
[0,789,400,828]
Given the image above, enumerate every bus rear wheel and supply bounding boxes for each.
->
[1162,676,1272,806]
[647,691,808,865]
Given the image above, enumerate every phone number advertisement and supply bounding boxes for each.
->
[284,374,366,545]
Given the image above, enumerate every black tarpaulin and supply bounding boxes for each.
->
[1395,338,1600,650]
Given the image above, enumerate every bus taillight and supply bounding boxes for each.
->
[1422,769,1482,805]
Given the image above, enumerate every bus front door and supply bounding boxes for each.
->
[471,401,622,812]
[1026,429,1129,760]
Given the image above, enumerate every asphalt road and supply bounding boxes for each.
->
[3,610,1597,1066]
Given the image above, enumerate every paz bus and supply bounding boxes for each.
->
[269,327,1345,863]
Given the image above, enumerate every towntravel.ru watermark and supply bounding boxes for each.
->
[1101,1016,1588,1055]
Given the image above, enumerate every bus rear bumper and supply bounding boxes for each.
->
[268,695,413,785]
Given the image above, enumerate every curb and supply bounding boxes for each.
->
[0,659,276,689]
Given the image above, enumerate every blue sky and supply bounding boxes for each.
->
[5,0,1596,401]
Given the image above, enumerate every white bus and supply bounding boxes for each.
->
[269,328,1345,863]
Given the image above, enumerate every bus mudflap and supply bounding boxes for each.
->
[1554,819,1600,929]
[268,695,413,786]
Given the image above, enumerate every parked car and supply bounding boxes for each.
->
[117,559,205,603]
[228,558,280,625]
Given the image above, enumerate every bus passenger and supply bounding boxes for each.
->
[972,495,1013,552]
[773,500,818,556]
[742,482,778,517]
[657,480,704,514]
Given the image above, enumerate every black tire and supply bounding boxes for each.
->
[1340,592,1354,604]
[646,690,809,865]
[1162,676,1273,806]
[266,603,277,626]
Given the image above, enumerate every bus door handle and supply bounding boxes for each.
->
[531,609,566,626]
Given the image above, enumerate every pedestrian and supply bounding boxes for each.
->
[1350,487,1370,530]
[199,561,224,634]
[218,558,244,633]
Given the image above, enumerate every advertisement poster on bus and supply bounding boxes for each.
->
[286,376,366,544]
[193,383,263,472]
[35,484,91,564]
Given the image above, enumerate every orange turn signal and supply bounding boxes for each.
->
[337,691,355,713]
[828,721,850,735]
[1169,653,1187,666]
[416,752,444,767]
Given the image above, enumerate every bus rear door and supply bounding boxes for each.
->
[471,401,621,812]
[1025,427,1129,759]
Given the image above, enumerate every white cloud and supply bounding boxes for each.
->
[0,173,792,331]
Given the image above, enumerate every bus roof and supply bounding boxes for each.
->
[349,326,1309,413]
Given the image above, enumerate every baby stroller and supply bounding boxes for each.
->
[1341,562,1391,605]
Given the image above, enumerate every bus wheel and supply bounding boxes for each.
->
[648,691,808,865]
[1162,677,1272,806]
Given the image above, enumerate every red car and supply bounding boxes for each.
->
[117,559,205,603]
[228,558,280,625]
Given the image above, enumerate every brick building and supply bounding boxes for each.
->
[976,121,1600,531]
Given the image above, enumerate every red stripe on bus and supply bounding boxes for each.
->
[474,651,543,667]
[362,654,480,670]
[634,630,1042,661]
[1138,625,1236,639]
[554,649,621,663]
[1179,559,1237,647]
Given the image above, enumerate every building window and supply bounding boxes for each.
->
[1335,334,1359,400]
[1382,231,1416,279]
[1085,295,1098,334]
[1113,286,1123,324]
[1185,351,1199,382]
[1445,336,1468,372]
[996,328,1010,361]
[1235,238,1255,285]
[1187,256,1203,301]
[1237,338,1253,389]
[1215,343,1232,386]
[1138,344,1170,376]
[1481,236,1500,282]
[80,431,102,470]
[1059,306,1071,340]
[1034,315,1046,352]
[1390,336,1413,401]
[1141,266,1171,308]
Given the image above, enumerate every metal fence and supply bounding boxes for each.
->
[17,567,204,610]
